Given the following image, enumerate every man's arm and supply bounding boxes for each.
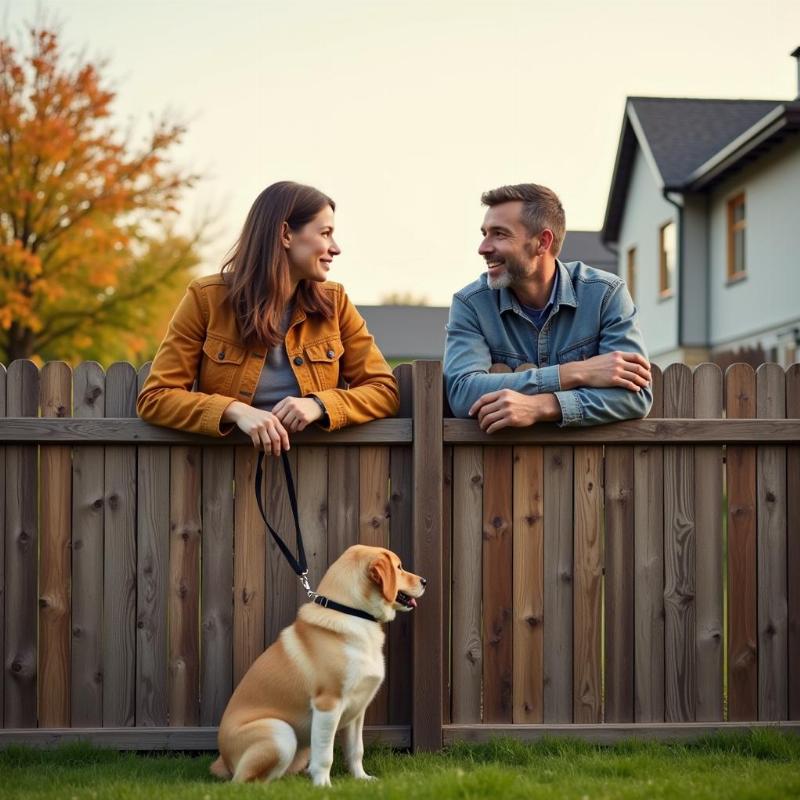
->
[551,281,652,426]
[443,294,562,417]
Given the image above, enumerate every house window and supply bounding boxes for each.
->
[626,246,636,302]
[659,221,676,297]
[727,193,746,281]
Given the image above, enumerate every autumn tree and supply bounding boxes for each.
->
[0,24,204,365]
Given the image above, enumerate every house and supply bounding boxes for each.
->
[601,47,800,368]
[560,230,617,275]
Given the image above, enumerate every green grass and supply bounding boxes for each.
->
[1,730,799,799]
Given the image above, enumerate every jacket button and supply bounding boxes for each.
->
[293,356,304,366]
[217,351,225,359]
[326,349,335,358]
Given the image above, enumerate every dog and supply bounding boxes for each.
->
[208,544,426,785]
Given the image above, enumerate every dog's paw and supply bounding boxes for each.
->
[356,773,377,781]
[311,772,332,787]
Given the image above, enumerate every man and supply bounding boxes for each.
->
[444,183,652,432]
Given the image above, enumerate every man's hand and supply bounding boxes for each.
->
[222,401,291,456]
[272,396,324,433]
[469,390,560,433]
[560,351,651,392]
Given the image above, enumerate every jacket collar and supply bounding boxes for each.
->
[498,259,577,314]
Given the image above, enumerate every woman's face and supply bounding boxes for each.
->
[283,205,341,285]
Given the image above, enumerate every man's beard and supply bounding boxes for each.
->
[486,259,528,290]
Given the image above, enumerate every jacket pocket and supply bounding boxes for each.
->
[557,335,599,363]
[489,349,529,371]
[304,336,344,389]
[201,336,246,393]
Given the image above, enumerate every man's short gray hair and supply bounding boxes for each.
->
[481,183,566,257]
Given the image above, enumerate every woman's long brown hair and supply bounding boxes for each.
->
[221,181,336,348]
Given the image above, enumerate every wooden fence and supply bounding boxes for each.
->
[0,359,798,751]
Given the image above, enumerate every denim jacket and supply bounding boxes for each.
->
[444,260,652,426]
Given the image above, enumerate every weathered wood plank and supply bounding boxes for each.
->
[451,447,483,724]
[136,364,169,726]
[389,364,413,726]
[574,446,603,724]
[693,364,723,722]
[38,362,72,727]
[756,364,787,720]
[4,362,39,727]
[103,362,137,726]
[412,361,443,751]
[71,362,105,726]
[441,418,800,444]
[0,417,411,444]
[168,446,201,726]
[200,446,234,726]
[725,363,758,721]
[482,446,513,723]
[663,363,695,723]
[0,364,5,726]
[233,446,264,684]
[543,446,573,723]
[512,446,544,724]
[634,365,664,722]
[787,364,800,721]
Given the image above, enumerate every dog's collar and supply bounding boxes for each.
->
[312,594,379,623]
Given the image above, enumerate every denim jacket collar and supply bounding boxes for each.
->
[498,259,577,316]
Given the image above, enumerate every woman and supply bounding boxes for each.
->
[137,182,400,454]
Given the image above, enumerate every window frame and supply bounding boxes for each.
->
[626,245,637,303]
[727,192,747,284]
[658,220,676,299]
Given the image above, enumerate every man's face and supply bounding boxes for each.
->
[478,201,539,290]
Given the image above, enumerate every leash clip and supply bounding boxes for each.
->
[299,570,316,599]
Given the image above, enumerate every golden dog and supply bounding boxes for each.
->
[209,545,425,785]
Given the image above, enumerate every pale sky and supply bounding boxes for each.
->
[5,0,800,305]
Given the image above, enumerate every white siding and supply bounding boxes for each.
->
[617,145,679,357]
[708,137,800,346]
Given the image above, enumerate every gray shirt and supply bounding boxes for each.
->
[251,308,301,411]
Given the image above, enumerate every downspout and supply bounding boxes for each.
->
[662,189,684,354]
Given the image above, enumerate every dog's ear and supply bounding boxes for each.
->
[369,553,397,604]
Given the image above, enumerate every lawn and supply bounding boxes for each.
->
[1,729,798,799]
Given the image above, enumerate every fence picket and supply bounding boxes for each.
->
[136,363,169,726]
[39,362,72,727]
[634,365,664,722]
[512,446,544,723]
[693,364,724,721]
[725,363,757,721]
[5,361,39,727]
[786,364,800,720]
[574,445,603,723]
[756,364,788,720]
[663,363,695,722]
[543,446,573,722]
[103,363,137,726]
[0,363,5,727]
[71,362,106,726]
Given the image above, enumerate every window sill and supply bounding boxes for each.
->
[726,272,747,286]
[657,290,675,303]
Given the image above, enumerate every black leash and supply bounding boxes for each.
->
[254,451,378,623]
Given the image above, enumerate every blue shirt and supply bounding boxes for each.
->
[519,268,558,330]
[443,260,652,426]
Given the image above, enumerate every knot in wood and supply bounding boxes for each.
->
[765,491,776,503]
[11,660,22,673]
[92,497,104,510]
[18,530,29,544]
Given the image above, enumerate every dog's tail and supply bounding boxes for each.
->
[210,755,232,780]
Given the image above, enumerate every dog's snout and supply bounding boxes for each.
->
[420,577,427,587]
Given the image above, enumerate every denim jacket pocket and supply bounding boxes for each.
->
[305,336,344,389]
[201,336,246,394]
[557,335,599,363]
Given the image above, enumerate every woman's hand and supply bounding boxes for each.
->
[222,401,290,456]
[272,396,324,433]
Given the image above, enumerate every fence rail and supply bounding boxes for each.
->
[0,359,798,750]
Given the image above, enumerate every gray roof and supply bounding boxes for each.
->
[560,231,617,274]
[357,304,448,359]
[602,96,800,242]
[628,97,784,186]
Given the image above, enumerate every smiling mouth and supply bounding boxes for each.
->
[395,591,417,609]
[486,261,504,269]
